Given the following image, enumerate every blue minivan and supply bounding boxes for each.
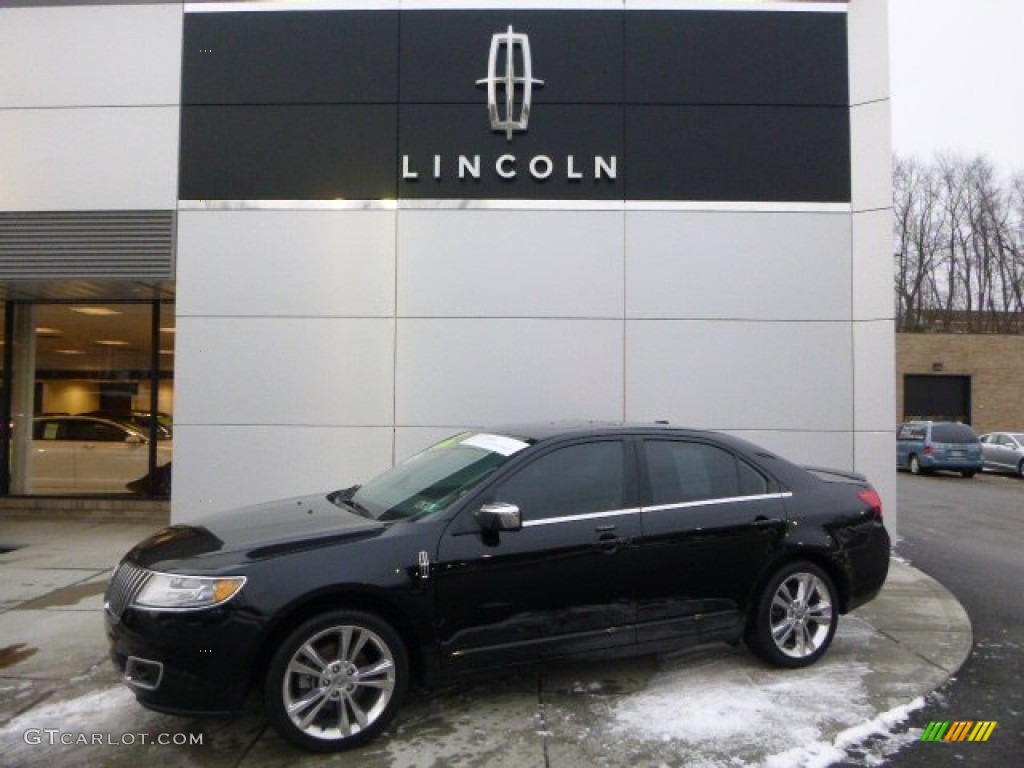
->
[896,421,984,477]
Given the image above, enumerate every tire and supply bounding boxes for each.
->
[265,610,408,752]
[909,455,922,475]
[961,470,976,478]
[746,562,838,669]
[1018,460,1024,479]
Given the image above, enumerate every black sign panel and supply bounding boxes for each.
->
[180,8,850,202]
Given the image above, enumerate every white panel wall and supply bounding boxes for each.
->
[396,318,624,426]
[849,0,897,529]
[0,5,182,107]
[177,210,396,318]
[175,209,399,513]
[174,426,394,514]
[175,317,394,426]
[626,212,851,320]
[398,211,624,318]
[0,4,181,212]
[0,108,179,211]
[625,320,853,430]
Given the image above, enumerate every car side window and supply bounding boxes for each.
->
[898,425,926,441]
[645,440,767,505]
[33,420,64,441]
[73,421,128,442]
[492,441,625,522]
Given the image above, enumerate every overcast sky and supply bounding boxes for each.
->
[888,0,1024,173]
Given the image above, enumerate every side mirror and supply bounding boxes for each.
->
[476,502,522,532]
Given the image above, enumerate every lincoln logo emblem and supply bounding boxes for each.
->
[476,26,544,141]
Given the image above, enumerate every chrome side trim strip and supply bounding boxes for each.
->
[522,507,642,528]
[643,491,793,514]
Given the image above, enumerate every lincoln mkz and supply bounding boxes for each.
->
[104,423,890,752]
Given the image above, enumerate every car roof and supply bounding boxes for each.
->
[484,422,784,459]
[486,421,723,442]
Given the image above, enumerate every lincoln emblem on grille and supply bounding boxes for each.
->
[476,25,544,141]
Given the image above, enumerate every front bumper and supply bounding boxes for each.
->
[104,604,262,716]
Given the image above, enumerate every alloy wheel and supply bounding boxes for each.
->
[768,571,834,659]
[266,611,407,751]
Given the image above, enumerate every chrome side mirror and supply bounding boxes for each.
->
[476,502,522,532]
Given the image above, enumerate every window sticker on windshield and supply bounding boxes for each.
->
[462,433,530,457]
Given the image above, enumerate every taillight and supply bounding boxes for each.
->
[924,444,934,456]
[858,489,883,519]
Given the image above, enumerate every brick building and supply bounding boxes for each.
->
[896,333,1024,433]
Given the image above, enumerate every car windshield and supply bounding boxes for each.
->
[338,432,532,522]
[931,424,978,443]
[1009,434,1024,444]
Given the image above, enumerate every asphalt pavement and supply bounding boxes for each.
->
[0,511,972,768]
[881,472,1023,767]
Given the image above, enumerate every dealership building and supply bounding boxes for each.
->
[0,1,896,528]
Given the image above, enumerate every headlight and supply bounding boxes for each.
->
[133,572,246,611]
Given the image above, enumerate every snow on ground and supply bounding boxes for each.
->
[0,687,134,737]
[609,659,925,768]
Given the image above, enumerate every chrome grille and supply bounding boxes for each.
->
[105,562,153,619]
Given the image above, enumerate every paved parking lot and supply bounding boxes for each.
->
[0,515,972,767]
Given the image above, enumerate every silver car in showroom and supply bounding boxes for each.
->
[979,432,1024,478]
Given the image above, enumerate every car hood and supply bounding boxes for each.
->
[127,493,386,571]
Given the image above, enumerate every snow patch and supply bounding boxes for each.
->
[0,687,133,737]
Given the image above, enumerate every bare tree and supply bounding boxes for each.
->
[894,153,1024,333]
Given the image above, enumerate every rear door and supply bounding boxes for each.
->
[635,439,788,644]
[435,438,641,671]
[991,433,1019,471]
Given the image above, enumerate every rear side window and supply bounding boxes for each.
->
[644,440,768,505]
[897,424,927,441]
[33,420,65,440]
[931,424,978,444]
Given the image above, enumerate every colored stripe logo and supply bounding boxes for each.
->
[921,721,997,742]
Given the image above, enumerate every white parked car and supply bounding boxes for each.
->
[978,432,1024,478]
[30,415,172,494]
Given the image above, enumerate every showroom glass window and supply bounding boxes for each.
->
[2,301,173,497]
[493,441,626,521]
[644,441,768,505]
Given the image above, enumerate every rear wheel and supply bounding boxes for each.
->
[1018,459,1024,479]
[961,470,976,478]
[265,610,408,752]
[746,562,838,668]
[909,455,922,475]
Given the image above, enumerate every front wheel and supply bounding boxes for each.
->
[1018,459,1024,479]
[265,610,409,752]
[961,470,976,478]
[746,562,838,668]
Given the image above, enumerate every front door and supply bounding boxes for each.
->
[435,439,641,671]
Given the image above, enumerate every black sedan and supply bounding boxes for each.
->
[104,423,890,752]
